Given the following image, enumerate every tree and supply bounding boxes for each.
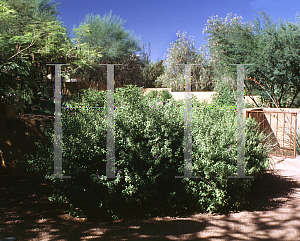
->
[203,11,300,108]
[119,42,165,88]
[156,31,215,91]
[248,11,300,108]
[71,11,142,85]
[0,0,69,111]
[142,59,165,88]
[115,53,144,87]
[113,42,166,88]
[64,22,104,82]
[203,13,256,106]
[0,0,102,113]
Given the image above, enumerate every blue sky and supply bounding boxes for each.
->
[54,0,300,62]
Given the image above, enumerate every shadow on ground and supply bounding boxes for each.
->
[246,170,300,211]
[1,167,300,240]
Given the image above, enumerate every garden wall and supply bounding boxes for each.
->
[169,91,261,106]
[62,83,261,107]
[142,88,172,95]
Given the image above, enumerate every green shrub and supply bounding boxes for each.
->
[211,80,237,107]
[159,89,173,101]
[210,78,254,108]
[79,88,106,107]
[17,85,270,221]
[144,89,173,102]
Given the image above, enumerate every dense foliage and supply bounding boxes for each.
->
[5,4,296,221]
[17,86,271,221]
[144,89,173,102]
[0,0,102,114]
[203,11,300,108]
[0,4,157,114]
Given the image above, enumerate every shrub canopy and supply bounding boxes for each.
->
[17,85,271,221]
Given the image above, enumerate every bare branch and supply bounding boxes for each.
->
[244,80,260,107]
[247,76,281,109]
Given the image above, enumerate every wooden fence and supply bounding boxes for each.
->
[246,108,299,158]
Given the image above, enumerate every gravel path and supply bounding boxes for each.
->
[1,155,300,240]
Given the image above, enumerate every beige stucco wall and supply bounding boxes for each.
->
[169,91,261,106]
[142,88,172,95]
[143,88,261,106]
[64,85,261,107]
[170,91,216,103]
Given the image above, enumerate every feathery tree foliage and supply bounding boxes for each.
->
[0,0,102,114]
[71,11,143,86]
[203,11,300,108]
[248,11,300,108]
[156,31,215,91]
[0,0,65,112]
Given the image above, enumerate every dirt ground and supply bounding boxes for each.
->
[1,154,300,240]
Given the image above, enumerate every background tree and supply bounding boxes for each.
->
[203,13,256,106]
[65,22,104,82]
[247,11,300,108]
[126,42,165,88]
[0,0,67,112]
[142,59,165,88]
[71,11,142,86]
[156,31,215,91]
[203,11,300,108]
[115,53,144,87]
[115,42,166,88]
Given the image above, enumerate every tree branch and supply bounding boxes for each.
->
[288,89,300,108]
[7,31,37,60]
[244,80,260,107]
[248,76,280,109]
